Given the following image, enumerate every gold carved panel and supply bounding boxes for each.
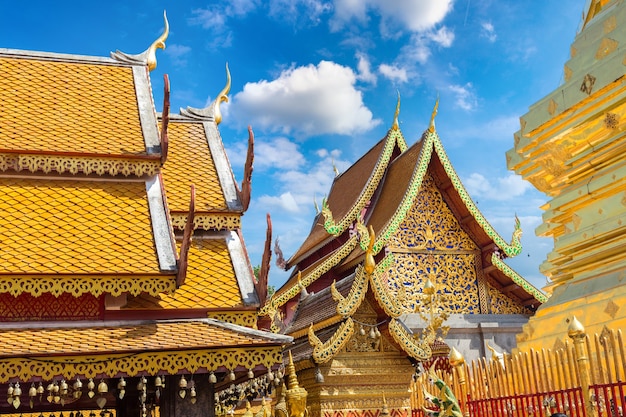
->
[386,174,481,314]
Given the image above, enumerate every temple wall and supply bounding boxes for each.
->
[401,313,530,362]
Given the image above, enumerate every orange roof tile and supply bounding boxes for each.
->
[125,238,243,309]
[0,178,160,274]
[0,57,146,156]
[0,320,287,357]
[162,121,228,213]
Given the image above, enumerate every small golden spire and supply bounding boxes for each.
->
[314,196,320,215]
[448,346,464,367]
[287,351,300,389]
[568,316,585,337]
[381,392,390,417]
[392,90,401,130]
[332,158,339,177]
[428,95,439,133]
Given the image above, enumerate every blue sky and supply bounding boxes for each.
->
[1,1,587,291]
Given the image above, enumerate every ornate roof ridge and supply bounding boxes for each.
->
[428,129,523,258]
[0,48,127,67]
[320,129,404,238]
[490,253,548,304]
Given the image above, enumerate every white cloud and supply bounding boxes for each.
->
[378,63,408,83]
[464,173,531,202]
[356,53,377,84]
[256,137,306,170]
[232,61,381,137]
[429,26,454,47]
[449,83,477,111]
[481,21,497,43]
[331,0,453,33]
[398,27,454,66]
[258,192,300,212]
[227,136,306,172]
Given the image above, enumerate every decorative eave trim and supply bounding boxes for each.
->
[322,129,402,236]
[490,253,548,303]
[204,121,244,212]
[176,185,195,287]
[371,131,434,255]
[146,175,178,272]
[308,318,355,364]
[430,130,523,257]
[0,346,283,384]
[288,315,344,339]
[225,230,260,306]
[0,153,161,177]
[331,265,368,317]
[134,65,162,154]
[170,213,241,231]
[368,254,403,318]
[259,235,359,317]
[388,318,431,360]
[0,275,176,298]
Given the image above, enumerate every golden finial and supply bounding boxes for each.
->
[287,351,299,389]
[332,159,339,177]
[364,225,376,275]
[146,11,169,71]
[568,316,585,337]
[214,63,231,125]
[381,392,390,417]
[297,271,308,297]
[314,196,320,215]
[110,11,169,71]
[428,95,439,133]
[392,90,401,130]
[179,63,231,123]
[448,346,464,367]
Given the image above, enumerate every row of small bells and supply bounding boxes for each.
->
[216,368,285,412]
[6,367,284,415]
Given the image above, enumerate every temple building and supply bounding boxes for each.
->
[0,14,291,417]
[260,102,546,417]
[508,0,626,351]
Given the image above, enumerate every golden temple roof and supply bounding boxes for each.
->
[0,178,162,275]
[0,320,281,357]
[161,121,230,213]
[0,55,150,157]
[126,237,246,309]
[0,319,291,383]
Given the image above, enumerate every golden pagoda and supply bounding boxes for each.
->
[0,13,290,416]
[507,0,626,350]
[261,101,544,417]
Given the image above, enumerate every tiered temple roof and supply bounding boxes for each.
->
[0,16,289,415]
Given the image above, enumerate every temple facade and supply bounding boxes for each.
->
[261,104,545,417]
[0,14,290,417]
[507,0,626,351]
